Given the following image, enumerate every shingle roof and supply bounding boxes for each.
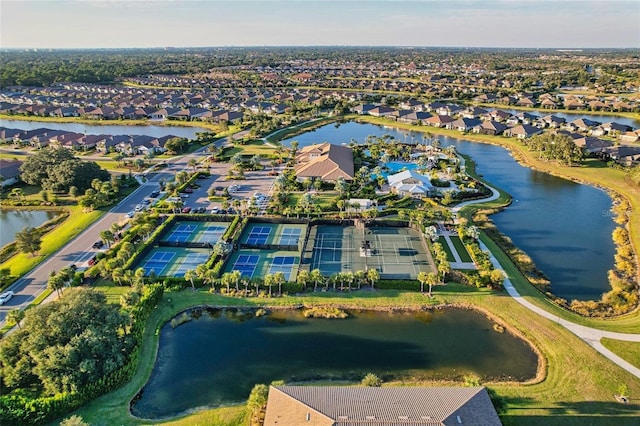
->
[295,143,354,180]
[265,386,502,426]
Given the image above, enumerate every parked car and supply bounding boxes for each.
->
[149,190,160,198]
[142,199,151,205]
[126,211,135,218]
[183,188,194,193]
[181,207,192,213]
[92,240,104,249]
[0,290,15,305]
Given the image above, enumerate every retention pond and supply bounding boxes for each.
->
[131,307,538,419]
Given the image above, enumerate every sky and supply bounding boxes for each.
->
[1,0,639,49]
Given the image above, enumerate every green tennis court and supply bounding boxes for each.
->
[161,221,230,245]
[309,225,433,279]
[240,222,306,248]
[224,249,300,281]
[137,246,211,277]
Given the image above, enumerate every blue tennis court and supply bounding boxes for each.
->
[268,256,297,281]
[175,224,198,232]
[279,228,302,245]
[142,251,176,275]
[245,226,272,245]
[231,254,260,278]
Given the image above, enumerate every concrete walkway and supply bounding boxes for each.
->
[449,163,640,379]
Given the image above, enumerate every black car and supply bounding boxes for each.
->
[149,190,160,198]
[92,240,105,249]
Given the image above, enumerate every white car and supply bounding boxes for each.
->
[0,290,15,305]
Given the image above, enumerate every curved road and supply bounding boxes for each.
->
[452,174,640,379]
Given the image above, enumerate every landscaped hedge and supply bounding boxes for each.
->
[0,283,164,425]
[374,279,420,291]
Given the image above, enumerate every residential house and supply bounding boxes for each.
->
[488,109,512,122]
[566,118,601,133]
[352,103,377,115]
[424,114,454,128]
[539,115,565,128]
[397,111,432,125]
[472,120,508,136]
[619,130,640,144]
[602,145,640,166]
[264,386,502,426]
[294,142,354,182]
[0,127,24,143]
[505,124,542,139]
[0,159,23,186]
[447,117,482,132]
[572,136,612,154]
[387,169,434,198]
[368,105,396,117]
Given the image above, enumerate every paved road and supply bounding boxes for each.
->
[0,133,237,324]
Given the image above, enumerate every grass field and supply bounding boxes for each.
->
[601,338,640,369]
[437,236,456,262]
[449,235,473,262]
[222,140,276,159]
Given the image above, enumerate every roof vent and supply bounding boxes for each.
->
[306,412,311,421]
[457,415,463,424]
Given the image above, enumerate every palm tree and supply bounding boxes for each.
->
[221,272,233,293]
[6,308,25,329]
[184,269,197,291]
[438,261,451,283]
[354,270,365,289]
[367,268,380,289]
[100,229,115,248]
[188,158,198,172]
[48,274,65,296]
[263,273,274,296]
[274,272,285,296]
[296,269,309,291]
[310,269,323,291]
[111,267,125,286]
[231,269,241,291]
[134,267,146,288]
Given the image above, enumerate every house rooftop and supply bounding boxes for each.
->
[264,385,502,426]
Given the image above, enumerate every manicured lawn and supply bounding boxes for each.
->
[0,206,103,277]
[437,236,456,262]
[601,338,640,369]
[449,235,473,262]
[286,192,337,210]
[222,140,276,159]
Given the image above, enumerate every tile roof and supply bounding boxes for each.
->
[265,386,502,426]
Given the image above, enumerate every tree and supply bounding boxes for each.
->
[263,273,275,296]
[310,268,323,291]
[367,268,380,289]
[0,288,133,395]
[188,158,198,172]
[6,308,25,329]
[100,229,115,248]
[334,177,349,197]
[15,226,41,256]
[274,271,285,296]
[184,269,197,291]
[361,372,382,387]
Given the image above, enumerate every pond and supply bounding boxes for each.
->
[281,122,616,301]
[131,307,538,419]
[0,118,207,139]
[0,209,58,247]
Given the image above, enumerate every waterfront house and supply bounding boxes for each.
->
[387,169,434,198]
[294,142,354,182]
[264,386,502,426]
[505,124,542,139]
[0,159,23,187]
[472,120,508,136]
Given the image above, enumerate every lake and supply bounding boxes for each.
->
[0,118,206,139]
[281,122,616,301]
[0,209,58,247]
[131,307,538,419]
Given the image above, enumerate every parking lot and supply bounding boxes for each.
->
[181,160,276,214]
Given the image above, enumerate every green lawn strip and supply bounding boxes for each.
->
[449,235,473,262]
[264,117,336,143]
[222,140,277,159]
[0,206,103,277]
[70,284,640,425]
[437,236,456,262]
[286,192,336,209]
[601,338,640,370]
